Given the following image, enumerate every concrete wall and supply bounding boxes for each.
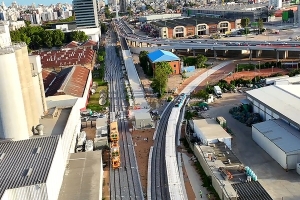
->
[46,138,65,200]
[189,142,234,200]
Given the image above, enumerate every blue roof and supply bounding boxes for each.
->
[147,50,180,63]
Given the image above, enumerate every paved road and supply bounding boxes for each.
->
[107,30,144,200]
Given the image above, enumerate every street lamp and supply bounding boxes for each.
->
[258,61,260,72]
[236,64,239,72]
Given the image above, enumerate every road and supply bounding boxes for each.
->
[106,30,144,200]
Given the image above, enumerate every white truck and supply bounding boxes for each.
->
[214,86,222,98]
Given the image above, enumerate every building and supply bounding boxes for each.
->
[134,112,153,129]
[246,85,300,130]
[252,119,300,170]
[0,136,65,200]
[150,17,238,38]
[120,0,127,13]
[189,119,232,149]
[138,13,182,22]
[31,48,96,71]
[73,0,99,28]
[185,3,269,22]
[0,21,47,140]
[42,66,92,109]
[147,49,181,75]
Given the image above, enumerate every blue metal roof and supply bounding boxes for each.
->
[147,50,180,63]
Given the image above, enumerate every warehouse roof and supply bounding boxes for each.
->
[253,119,300,154]
[148,50,179,63]
[0,136,60,197]
[246,85,300,128]
[192,119,232,140]
[58,151,103,200]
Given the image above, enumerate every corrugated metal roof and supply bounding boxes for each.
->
[147,50,180,63]
[0,136,60,197]
[253,119,300,153]
[246,85,300,127]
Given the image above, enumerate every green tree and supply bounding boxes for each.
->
[105,6,112,19]
[98,55,104,63]
[195,54,207,68]
[52,29,65,46]
[241,17,250,34]
[152,62,173,95]
[139,50,151,75]
[42,31,53,48]
[258,18,264,33]
[30,34,42,49]
[20,33,31,45]
[70,31,88,42]
[194,90,209,101]
[101,23,108,33]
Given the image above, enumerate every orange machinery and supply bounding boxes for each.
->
[110,121,120,169]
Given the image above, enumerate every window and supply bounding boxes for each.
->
[174,65,176,68]
[174,70,176,74]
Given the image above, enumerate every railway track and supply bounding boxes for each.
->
[150,101,176,200]
[107,31,143,200]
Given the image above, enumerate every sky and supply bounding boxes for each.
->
[4,0,72,6]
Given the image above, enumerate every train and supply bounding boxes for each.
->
[174,93,186,108]
[110,121,121,169]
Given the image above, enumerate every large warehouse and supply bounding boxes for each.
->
[252,119,300,170]
[246,85,300,130]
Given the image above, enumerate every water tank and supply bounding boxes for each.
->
[0,49,29,140]
[35,124,44,135]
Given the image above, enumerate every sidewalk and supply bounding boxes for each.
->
[182,153,209,200]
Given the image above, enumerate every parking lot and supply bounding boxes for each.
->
[204,94,300,200]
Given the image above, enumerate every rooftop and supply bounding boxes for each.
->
[45,66,90,97]
[232,181,273,200]
[38,108,72,137]
[193,119,232,140]
[246,85,300,128]
[32,48,95,69]
[0,136,60,197]
[151,17,234,28]
[253,119,300,154]
[42,69,57,89]
[64,41,79,49]
[123,50,149,108]
[58,151,103,200]
[147,49,179,63]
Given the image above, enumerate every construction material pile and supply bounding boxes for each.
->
[229,105,261,126]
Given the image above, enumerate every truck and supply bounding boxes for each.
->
[214,86,222,98]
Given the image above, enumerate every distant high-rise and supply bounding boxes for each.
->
[73,0,99,28]
[120,0,127,13]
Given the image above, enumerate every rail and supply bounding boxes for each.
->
[147,146,153,200]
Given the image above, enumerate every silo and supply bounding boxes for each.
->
[0,48,29,140]
[21,45,39,127]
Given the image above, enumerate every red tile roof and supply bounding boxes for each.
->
[32,48,95,69]
[81,40,97,47]
[42,69,57,89]
[64,41,79,49]
[45,66,90,97]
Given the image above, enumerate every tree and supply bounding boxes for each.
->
[139,50,150,74]
[98,55,104,63]
[101,23,108,33]
[52,30,65,46]
[195,54,207,68]
[42,31,53,48]
[70,31,88,42]
[152,62,173,95]
[241,17,250,34]
[194,90,209,101]
[257,18,264,34]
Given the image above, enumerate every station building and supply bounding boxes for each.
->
[147,49,181,75]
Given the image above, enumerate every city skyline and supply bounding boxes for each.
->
[3,0,72,6]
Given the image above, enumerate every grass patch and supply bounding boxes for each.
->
[87,85,109,112]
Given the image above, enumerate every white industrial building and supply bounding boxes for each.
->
[0,136,65,200]
[134,111,153,129]
[246,85,300,130]
[190,119,232,149]
[264,75,300,85]
[252,119,300,170]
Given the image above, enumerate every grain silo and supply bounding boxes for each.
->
[21,45,40,131]
[0,48,29,140]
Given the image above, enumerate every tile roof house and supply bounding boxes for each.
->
[32,48,96,71]
[147,50,181,75]
[44,66,91,98]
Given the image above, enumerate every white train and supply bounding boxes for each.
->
[165,94,187,200]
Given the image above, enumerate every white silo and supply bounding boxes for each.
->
[0,48,29,140]
[21,45,40,128]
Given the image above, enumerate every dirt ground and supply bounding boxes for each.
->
[224,67,288,82]
[81,122,96,141]
[131,129,154,193]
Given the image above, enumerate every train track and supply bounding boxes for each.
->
[107,31,143,200]
[151,101,177,200]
